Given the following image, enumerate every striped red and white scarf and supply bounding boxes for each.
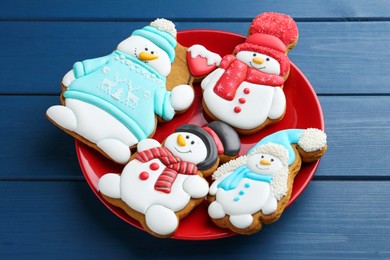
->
[135,147,198,194]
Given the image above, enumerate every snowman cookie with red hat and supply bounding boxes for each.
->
[187,12,299,134]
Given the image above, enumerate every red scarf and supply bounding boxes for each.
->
[135,147,198,194]
[214,55,285,101]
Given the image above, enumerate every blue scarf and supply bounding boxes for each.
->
[217,165,273,191]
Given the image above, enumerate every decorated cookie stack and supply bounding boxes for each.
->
[46,13,327,238]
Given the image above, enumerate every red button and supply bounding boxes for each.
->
[139,171,149,180]
[243,88,250,94]
[149,163,160,171]
[239,98,246,104]
[234,106,241,113]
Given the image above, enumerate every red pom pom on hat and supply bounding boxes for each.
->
[249,12,298,48]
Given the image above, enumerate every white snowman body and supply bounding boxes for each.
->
[47,28,194,164]
[98,136,209,236]
[200,50,286,130]
[208,152,286,229]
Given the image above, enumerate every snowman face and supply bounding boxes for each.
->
[164,132,208,165]
[117,35,171,76]
[247,153,283,175]
[236,51,280,75]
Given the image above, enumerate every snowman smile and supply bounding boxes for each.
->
[249,62,265,70]
[255,164,269,171]
[174,147,192,154]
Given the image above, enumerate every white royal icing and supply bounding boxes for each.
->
[145,204,178,236]
[47,99,138,163]
[203,81,286,129]
[117,35,172,77]
[298,128,327,152]
[98,135,210,236]
[187,44,222,66]
[208,142,290,228]
[170,84,194,111]
[236,51,281,75]
[164,132,208,165]
[149,18,177,38]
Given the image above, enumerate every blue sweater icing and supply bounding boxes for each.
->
[63,50,175,140]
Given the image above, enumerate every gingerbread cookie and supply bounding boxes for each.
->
[98,121,240,238]
[46,18,195,164]
[208,128,327,235]
[187,12,298,134]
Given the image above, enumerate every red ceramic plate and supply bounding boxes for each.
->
[76,30,325,240]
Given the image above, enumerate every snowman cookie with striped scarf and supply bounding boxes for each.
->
[98,121,240,238]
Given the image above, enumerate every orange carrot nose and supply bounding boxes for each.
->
[252,57,264,64]
[177,134,186,147]
[260,159,271,165]
[138,51,159,61]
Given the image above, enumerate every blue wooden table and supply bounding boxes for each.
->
[1,0,390,258]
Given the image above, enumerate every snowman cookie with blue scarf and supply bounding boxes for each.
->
[208,128,327,235]
[46,19,196,164]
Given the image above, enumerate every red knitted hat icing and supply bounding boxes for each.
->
[249,12,298,48]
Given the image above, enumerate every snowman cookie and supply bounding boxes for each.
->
[208,128,327,235]
[46,19,195,164]
[163,121,241,177]
[98,121,240,238]
[188,12,298,134]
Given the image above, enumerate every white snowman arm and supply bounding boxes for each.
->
[261,192,278,215]
[137,138,162,152]
[268,87,286,119]
[170,84,194,112]
[98,173,121,199]
[62,69,75,88]
[187,44,222,66]
[182,175,209,198]
[201,68,225,91]
[209,171,234,195]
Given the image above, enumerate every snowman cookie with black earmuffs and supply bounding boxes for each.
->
[98,121,240,238]
[208,128,327,235]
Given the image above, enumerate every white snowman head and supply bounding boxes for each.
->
[163,123,232,172]
[117,18,177,77]
[246,153,284,175]
[233,33,291,79]
[164,132,208,165]
[236,51,281,75]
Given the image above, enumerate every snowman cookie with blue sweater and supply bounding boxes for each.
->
[46,19,195,164]
[208,128,327,235]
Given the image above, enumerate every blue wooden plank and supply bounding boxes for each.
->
[0,96,83,180]
[1,21,389,94]
[0,180,389,258]
[1,0,390,20]
[1,95,389,179]
[318,95,390,178]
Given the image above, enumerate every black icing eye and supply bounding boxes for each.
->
[191,141,195,145]
[271,158,274,162]
[186,135,190,139]
[266,57,270,61]
[145,48,148,51]
[151,51,154,54]
[261,155,264,158]
[253,53,257,57]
